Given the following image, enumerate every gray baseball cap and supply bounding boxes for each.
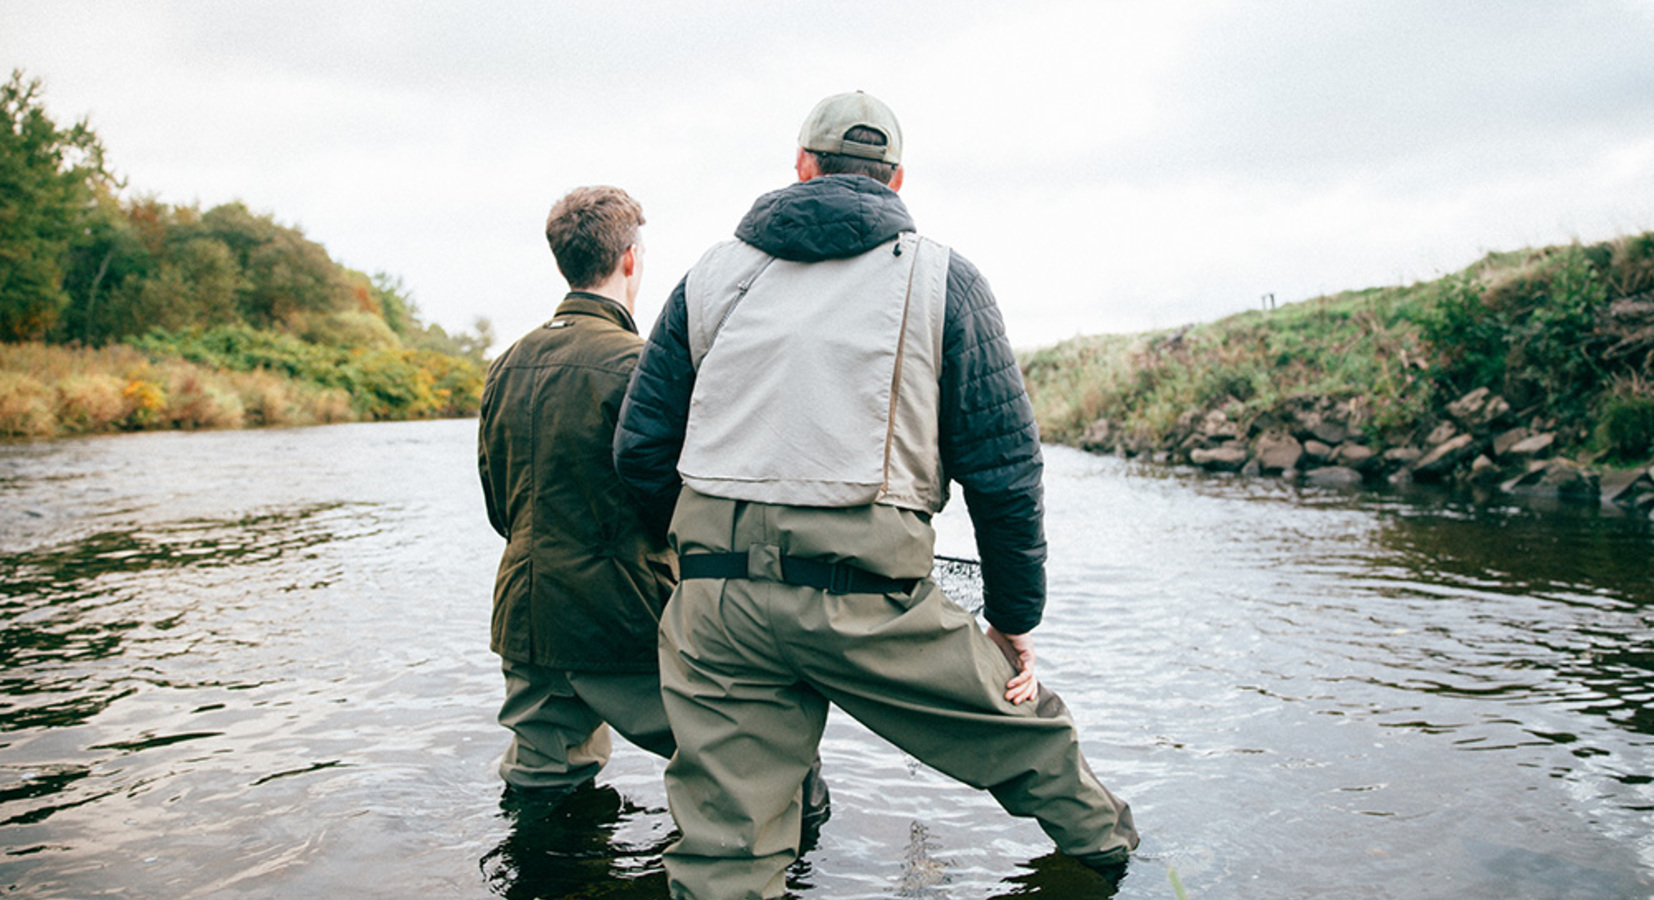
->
[797,91,902,165]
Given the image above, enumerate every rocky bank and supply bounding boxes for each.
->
[1077,386,1654,516]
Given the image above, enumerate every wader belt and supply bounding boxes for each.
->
[679,552,918,596]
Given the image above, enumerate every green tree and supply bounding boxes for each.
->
[58,188,144,344]
[116,235,244,333]
[371,271,416,337]
[404,316,493,363]
[367,271,493,363]
[62,198,250,342]
[201,201,354,329]
[0,70,111,341]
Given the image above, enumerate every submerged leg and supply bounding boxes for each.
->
[791,578,1138,861]
[498,658,611,791]
[658,578,830,900]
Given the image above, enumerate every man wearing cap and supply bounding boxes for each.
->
[615,92,1139,897]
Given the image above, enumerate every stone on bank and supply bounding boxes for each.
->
[1074,387,1654,516]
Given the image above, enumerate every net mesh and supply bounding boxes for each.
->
[932,555,983,615]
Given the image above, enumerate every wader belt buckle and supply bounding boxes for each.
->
[827,561,854,595]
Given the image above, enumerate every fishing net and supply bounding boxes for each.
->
[932,554,984,615]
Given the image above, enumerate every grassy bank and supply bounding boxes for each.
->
[0,342,350,437]
[0,333,482,438]
[2,72,488,440]
[1022,232,1654,498]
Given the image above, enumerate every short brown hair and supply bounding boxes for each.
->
[807,125,899,184]
[544,186,645,289]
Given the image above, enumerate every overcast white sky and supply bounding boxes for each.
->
[6,1,1654,351]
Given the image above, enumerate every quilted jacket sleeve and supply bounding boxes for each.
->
[614,276,695,535]
[938,252,1048,635]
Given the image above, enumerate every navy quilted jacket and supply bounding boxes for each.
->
[614,175,1048,633]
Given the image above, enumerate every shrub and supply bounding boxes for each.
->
[122,379,166,427]
[1,329,441,436]
[0,372,57,436]
[348,347,435,419]
[56,373,127,432]
[1607,232,1654,297]
[1522,246,1609,421]
[300,310,401,349]
[410,348,483,416]
[225,372,357,427]
[307,388,356,424]
[228,369,297,427]
[127,324,481,420]
[159,363,244,429]
[1414,243,1615,428]
[1599,394,1654,464]
[1414,273,1506,393]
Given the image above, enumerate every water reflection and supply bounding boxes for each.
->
[0,764,95,827]
[477,779,854,898]
[0,503,367,735]
[480,784,672,899]
[1363,505,1654,744]
[984,852,1126,899]
[1378,501,1653,603]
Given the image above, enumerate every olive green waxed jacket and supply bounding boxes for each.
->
[478,292,676,672]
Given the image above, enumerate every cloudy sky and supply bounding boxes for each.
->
[5,1,1654,350]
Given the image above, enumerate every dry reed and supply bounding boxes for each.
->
[0,342,361,439]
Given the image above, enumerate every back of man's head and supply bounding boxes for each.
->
[798,91,902,185]
[545,186,644,290]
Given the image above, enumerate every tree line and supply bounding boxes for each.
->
[1,69,488,432]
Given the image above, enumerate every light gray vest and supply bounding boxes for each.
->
[679,232,951,513]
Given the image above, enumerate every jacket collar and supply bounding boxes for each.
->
[553,291,638,334]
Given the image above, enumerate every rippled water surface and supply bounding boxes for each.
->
[2,419,1651,898]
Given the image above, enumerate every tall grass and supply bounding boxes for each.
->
[1022,287,1433,446]
[1022,231,1654,465]
[0,342,358,438]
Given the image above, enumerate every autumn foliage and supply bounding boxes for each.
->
[1,70,488,437]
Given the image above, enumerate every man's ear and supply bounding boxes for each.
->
[889,165,904,193]
[622,245,639,277]
[796,147,822,182]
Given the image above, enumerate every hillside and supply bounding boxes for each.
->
[1,70,488,438]
[1021,233,1654,511]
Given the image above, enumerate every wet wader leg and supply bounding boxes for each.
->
[566,670,677,760]
[790,579,1138,860]
[498,658,612,790]
[659,578,830,900]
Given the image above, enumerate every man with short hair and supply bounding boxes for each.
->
[478,185,674,795]
[616,92,1139,898]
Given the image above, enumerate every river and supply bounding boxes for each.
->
[1,418,1650,899]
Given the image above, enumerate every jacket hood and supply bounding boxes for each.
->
[734,175,915,262]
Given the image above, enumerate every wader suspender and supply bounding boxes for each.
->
[881,236,923,494]
[691,256,775,369]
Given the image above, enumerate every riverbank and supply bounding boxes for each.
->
[0,338,480,438]
[1021,232,1654,515]
[2,75,488,440]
